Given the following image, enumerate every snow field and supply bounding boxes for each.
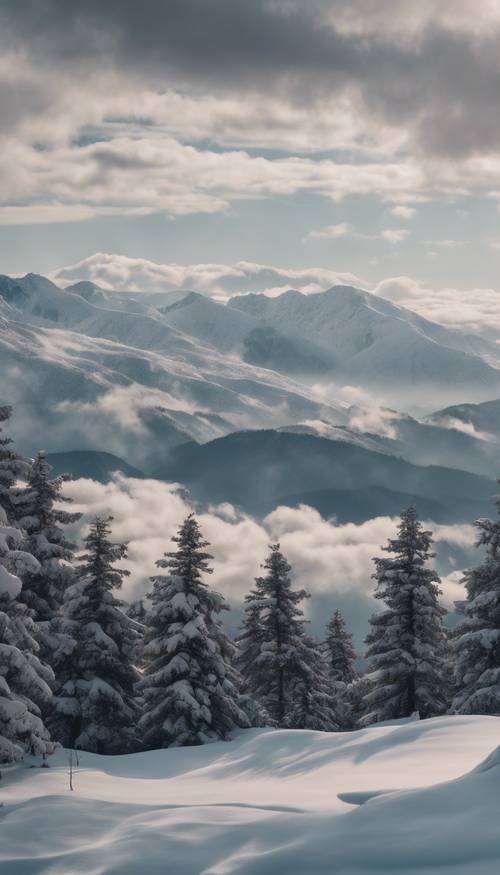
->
[1,714,500,874]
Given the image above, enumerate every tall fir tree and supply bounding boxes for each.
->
[51,516,140,753]
[282,636,339,731]
[323,609,358,729]
[238,544,338,730]
[0,514,55,762]
[0,410,54,762]
[452,493,500,714]
[362,507,448,724]
[138,514,249,747]
[17,452,81,622]
[0,406,29,522]
[324,610,358,686]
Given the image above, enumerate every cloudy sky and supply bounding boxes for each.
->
[3,1,500,315]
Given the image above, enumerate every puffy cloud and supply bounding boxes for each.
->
[307,223,355,240]
[3,3,500,225]
[52,253,366,296]
[52,252,500,339]
[3,0,500,162]
[391,205,417,219]
[374,276,500,334]
[61,473,476,643]
[381,228,410,244]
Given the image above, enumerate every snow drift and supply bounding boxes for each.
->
[2,715,500,874]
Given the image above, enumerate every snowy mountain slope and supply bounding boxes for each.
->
[429,397,500,443]
[0,274,334,380]
[0,314,349,470]
[0,272,204,356]
[65,280,186,313]
[232,286,500,393]
[2,716,500,874]
[4,273,500,405]
[159,291,337,374]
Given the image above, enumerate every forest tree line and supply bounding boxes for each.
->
[0,406,499,763]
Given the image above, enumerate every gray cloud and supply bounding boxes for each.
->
[3,1,500,159]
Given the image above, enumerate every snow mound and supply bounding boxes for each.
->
[2,715,500,874]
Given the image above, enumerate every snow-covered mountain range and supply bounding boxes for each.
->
[1,270,499,517]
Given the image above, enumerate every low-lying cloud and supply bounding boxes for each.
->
[52,252,500,338]
[62,473,477,646]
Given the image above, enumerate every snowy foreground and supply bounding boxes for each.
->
[2,716,500,875]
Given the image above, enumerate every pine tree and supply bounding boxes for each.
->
[452,494,500,714]
[17,452,81,622]
[362,507,448,724]
[0,406,30,523]
[0,508,54,763]
[323,609,358,729]
[238,543,338,729]
[325,610,358,686]
[51,516,140,753]
[138,514,249,748]
[282,637,339,731]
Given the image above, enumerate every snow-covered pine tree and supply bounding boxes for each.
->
[234,589,271,727]
[323,609,358,729]
[51,516,140,754]
[362,507,448,724]
[0,406,30,522]
[452,493,500,714]
[325,610,358,686]
[238,543,337,729]
[124,598,147,667]
[282,637,339,731]
[0,507,54,763]
[348,673,373,728]
[138,513,249,748]
[17,451,81,627]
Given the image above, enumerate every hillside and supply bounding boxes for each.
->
[46,451,144,482]
[156,429,496,521]
[2,716,500,874]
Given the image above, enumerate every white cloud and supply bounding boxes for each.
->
[426,415,494,442]
[52,253,367,296]
[391,205,417,219]
[306,225,411,245]
[61,474,476,640]
[374,275,500,334]
[381,228,410,244]
[52,252,500,337]
[307,222,354,240]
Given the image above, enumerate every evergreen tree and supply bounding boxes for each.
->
[452,494,500,714]
[349,673,373,728]
[323,609,358,729]
[324,610,358,686]
[0,406,29,522]
[239,544,338,729]
[0,507,54,763]
[51,516,140,753]
[124,598,148,667]
[362,507,448,724]
[17,452,81,620]
[282,637,339,731]
[138,514,249,748]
